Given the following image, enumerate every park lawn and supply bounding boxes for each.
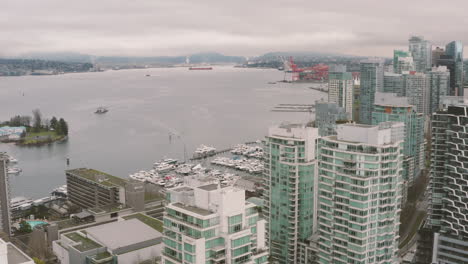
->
[22,130,64,145]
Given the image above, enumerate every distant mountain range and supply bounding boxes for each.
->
[17,52,247,65]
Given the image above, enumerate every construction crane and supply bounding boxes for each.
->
[283,57,329,82]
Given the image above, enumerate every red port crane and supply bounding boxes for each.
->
[285,57,329,82]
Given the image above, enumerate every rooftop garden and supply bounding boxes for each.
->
[67,168,127,187]
[123,213,164,232]
[65,232,102,252]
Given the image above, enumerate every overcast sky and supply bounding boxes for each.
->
[2,0,468,58]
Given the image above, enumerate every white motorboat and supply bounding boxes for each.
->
[193,145,216,159]
[8,156,18,164]
[7,167,22,175]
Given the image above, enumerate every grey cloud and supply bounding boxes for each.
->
[1,0,467,57]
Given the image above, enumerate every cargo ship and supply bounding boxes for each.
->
[189,67,213,70]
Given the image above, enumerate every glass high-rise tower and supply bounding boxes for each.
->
[393,50,414,74]
[372,93,425,185]
[359,60,384,124]
[316,122,404,264]
[445,41,464,96]
[428,66,451,113]
[263,124,319,264]
[328,67,354,118]
[409,36,432,73]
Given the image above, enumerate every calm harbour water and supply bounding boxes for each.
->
[0,66,325,198]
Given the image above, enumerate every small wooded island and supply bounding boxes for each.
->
[0,109,69,146]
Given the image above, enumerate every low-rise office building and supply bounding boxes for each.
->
[53,216,163,264]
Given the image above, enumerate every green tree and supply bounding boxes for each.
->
[19,220,32,233]
[50,116,58,130]
[58,118,68,136]
[32,109,42,132]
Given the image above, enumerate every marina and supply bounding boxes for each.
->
[1,67,320,198]
[211,156,264,174]
[129,140,265,191]
[192,145,216,159]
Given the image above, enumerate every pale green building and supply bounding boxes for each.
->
[316,122,404,264]
[372,93,425,184]
[263,123,319,264]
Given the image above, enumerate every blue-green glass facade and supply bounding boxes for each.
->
[263,129,317,264]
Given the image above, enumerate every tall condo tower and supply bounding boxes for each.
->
[263,123,319,264]
[328,65,354,118]
[359,60,384,124]
[409,36,432,72]
[316,122,404,264]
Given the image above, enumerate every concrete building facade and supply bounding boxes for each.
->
[316,122,404,264]
[66,168,127,209]
[53,217,163,264]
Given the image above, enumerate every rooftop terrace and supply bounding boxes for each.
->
[172,202,214,216]
[66,168,127,188]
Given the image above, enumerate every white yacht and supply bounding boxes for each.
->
[193,145,216,159]
[51,185,68,198]
[155,163,174,173]
[8,156,18,164]
[7,167,22,175]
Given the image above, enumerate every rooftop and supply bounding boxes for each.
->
[6,242,33,264]
[122,213,163,232]
[374,92,412,108]
[66,168,128,188]
[171,186,193,193]
[65,232,102,252]
[85,219,162,251]
[88,203,129,215]
[172,202,214,216]
[246,197,263,207]
[335,122,404,145]
[198,184,219,191]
